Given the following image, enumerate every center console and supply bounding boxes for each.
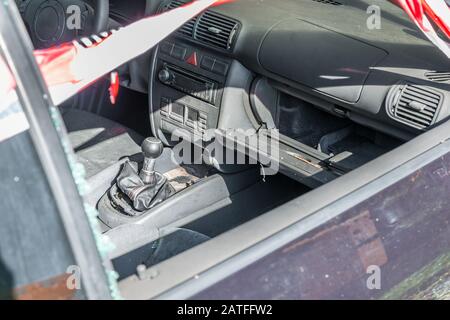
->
[150,39,231,145]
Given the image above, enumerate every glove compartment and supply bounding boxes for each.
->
[258,19,387,103]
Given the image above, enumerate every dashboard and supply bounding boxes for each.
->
[110,0,147,24]
[123,0,450,141]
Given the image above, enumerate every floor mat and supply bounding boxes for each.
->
[326,130,401,171]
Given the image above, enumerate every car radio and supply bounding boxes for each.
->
[158,63,217,105]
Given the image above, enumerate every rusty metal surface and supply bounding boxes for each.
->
[14,274,77,300]
[193,154,450,299]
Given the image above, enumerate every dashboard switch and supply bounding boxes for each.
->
[160,42,174,55]
[201,56,215,71]
[160,97,170,115]
[212,60,229,75]
[186,52,198,66]
[171,45,187,60]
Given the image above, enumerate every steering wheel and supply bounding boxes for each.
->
[18,0,109,49]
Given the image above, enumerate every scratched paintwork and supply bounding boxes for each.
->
[193,154,450,299]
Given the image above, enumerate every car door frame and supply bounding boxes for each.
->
[0,0,113,299]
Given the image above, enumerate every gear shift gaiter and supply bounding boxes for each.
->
[109,138,175,216]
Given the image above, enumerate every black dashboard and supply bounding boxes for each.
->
[129,0,450,142]
[110,0,147,24]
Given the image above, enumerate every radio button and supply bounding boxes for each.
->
[186,120,195,129]
[158,69,174,84]
[170,114,183,123]
[187,108,199,122]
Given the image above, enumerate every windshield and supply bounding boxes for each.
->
[388,0,450,57]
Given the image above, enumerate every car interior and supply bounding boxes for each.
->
[16,0,450,297]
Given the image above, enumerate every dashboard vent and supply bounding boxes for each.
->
[195,11,239,50]
[312,0,343,6]
[387,83,442,130]
[166,0,197,37]
[425,71,450,83]
[162,0,239,51]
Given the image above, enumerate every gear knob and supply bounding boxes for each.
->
[140,137,163,185]
[141,137,163,159]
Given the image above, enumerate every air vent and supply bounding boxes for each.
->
[165,0,197,37]
[162,0,239,50]
[312,0,343,6]
[195,11,239,50]
[387,83,442,130]
[425,71,450,83]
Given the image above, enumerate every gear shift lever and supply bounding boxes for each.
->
[140,137,164,185]
[100,136,174,216]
